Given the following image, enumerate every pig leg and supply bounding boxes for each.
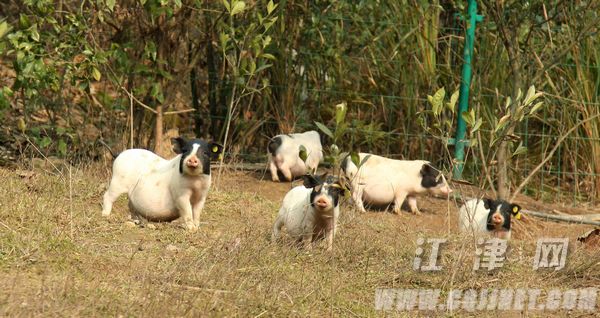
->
[303,235,313,250]
[192,187,209,228]
[352,186,367,213]
[324,228,335,251]
[393,191,408,215]
[278,163,293,182]
[271,215,284,242]
[407,196,421,215]
[175,197,196,231]
[101,181,128,216]
[192,197,207,228]
[268,157,280,182]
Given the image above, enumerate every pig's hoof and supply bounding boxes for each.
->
[183,223,198,232]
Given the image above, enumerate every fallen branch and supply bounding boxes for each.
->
[522,209,600,227]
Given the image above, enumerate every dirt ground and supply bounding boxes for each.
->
[0,163,598,317]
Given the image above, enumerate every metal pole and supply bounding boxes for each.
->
[453,0,482,179]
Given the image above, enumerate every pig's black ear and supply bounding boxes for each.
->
[482,198,493,210]
[209,142,224,160]
[302,174,321,189]
[171,137,186,154]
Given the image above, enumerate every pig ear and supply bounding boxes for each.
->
[171,137,186,154]
[302,174,321,189]
[209,142,224,160]
[483,198,494,210]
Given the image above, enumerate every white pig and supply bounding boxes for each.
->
[342,153,452,214]
[272,174,344,251]
[101,137,223,231]
[267,130,323,182]
[459,198,522,240]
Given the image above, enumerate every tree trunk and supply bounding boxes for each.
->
[154,104,163,155]
[495,13,522,200]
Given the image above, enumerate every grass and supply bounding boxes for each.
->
[0,164,599,317]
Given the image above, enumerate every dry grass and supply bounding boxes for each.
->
[0,165,598,317]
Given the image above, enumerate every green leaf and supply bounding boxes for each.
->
[151,83,164,103]
[261,53,276,60]
[298,145,308,163]
[523,85,535,106]
[106,0,116,11]
[495,114,511,133]
[91,67,101,81]
[471,117,482,133]
[429,87,445,115]
[529,101,544,115]
[350,151,360,167]
[30,25,40,42]
[357,154,371,169]
[222,0,231,12]
[173,0,182,8]
[335,102,347,125]
[314,121,334,139]
[39,137,52,148]
[504,96,512,110]
[267,0,277,14]
[230,1,246,16]
[58,139,67,156]
[446,90,459,112]
[255,63,272,73]
[0,21,12,39]
[512,142,527,157]
[219,32,230,49]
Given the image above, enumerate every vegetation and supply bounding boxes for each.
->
[1,0,599,203]
[0,166,598,316]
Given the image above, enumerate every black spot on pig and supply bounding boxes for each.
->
[171,137,223,175]
[420,163,443,188]
[268,136,282,156]
[484,198,521,231]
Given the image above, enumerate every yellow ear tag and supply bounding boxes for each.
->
[212,146,219,153]
[515,212,522,220]
[512,206,519,213]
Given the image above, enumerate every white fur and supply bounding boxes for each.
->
[101,148,211,231]
[268,131,323,182]
[343,153,452,214]
[272,185,339,251]
[458,199,512,240]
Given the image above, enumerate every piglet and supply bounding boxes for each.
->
[342,153,452,214]
[267,130,323,182]
[101,137,223,231]
[272,174,344,251]
[458,198,522,239]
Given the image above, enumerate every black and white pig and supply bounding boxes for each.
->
[272,174,345,251]
[458,198,522,240]
[267,130,323,182]
[342,153,452,214]
[101,137,223,231]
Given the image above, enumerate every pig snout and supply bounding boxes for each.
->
[491,212,504,226]
[186,157,200,168]
[431,183,452,196]
[314,196,331,209]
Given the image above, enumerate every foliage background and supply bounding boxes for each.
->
[0,0,599,204]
